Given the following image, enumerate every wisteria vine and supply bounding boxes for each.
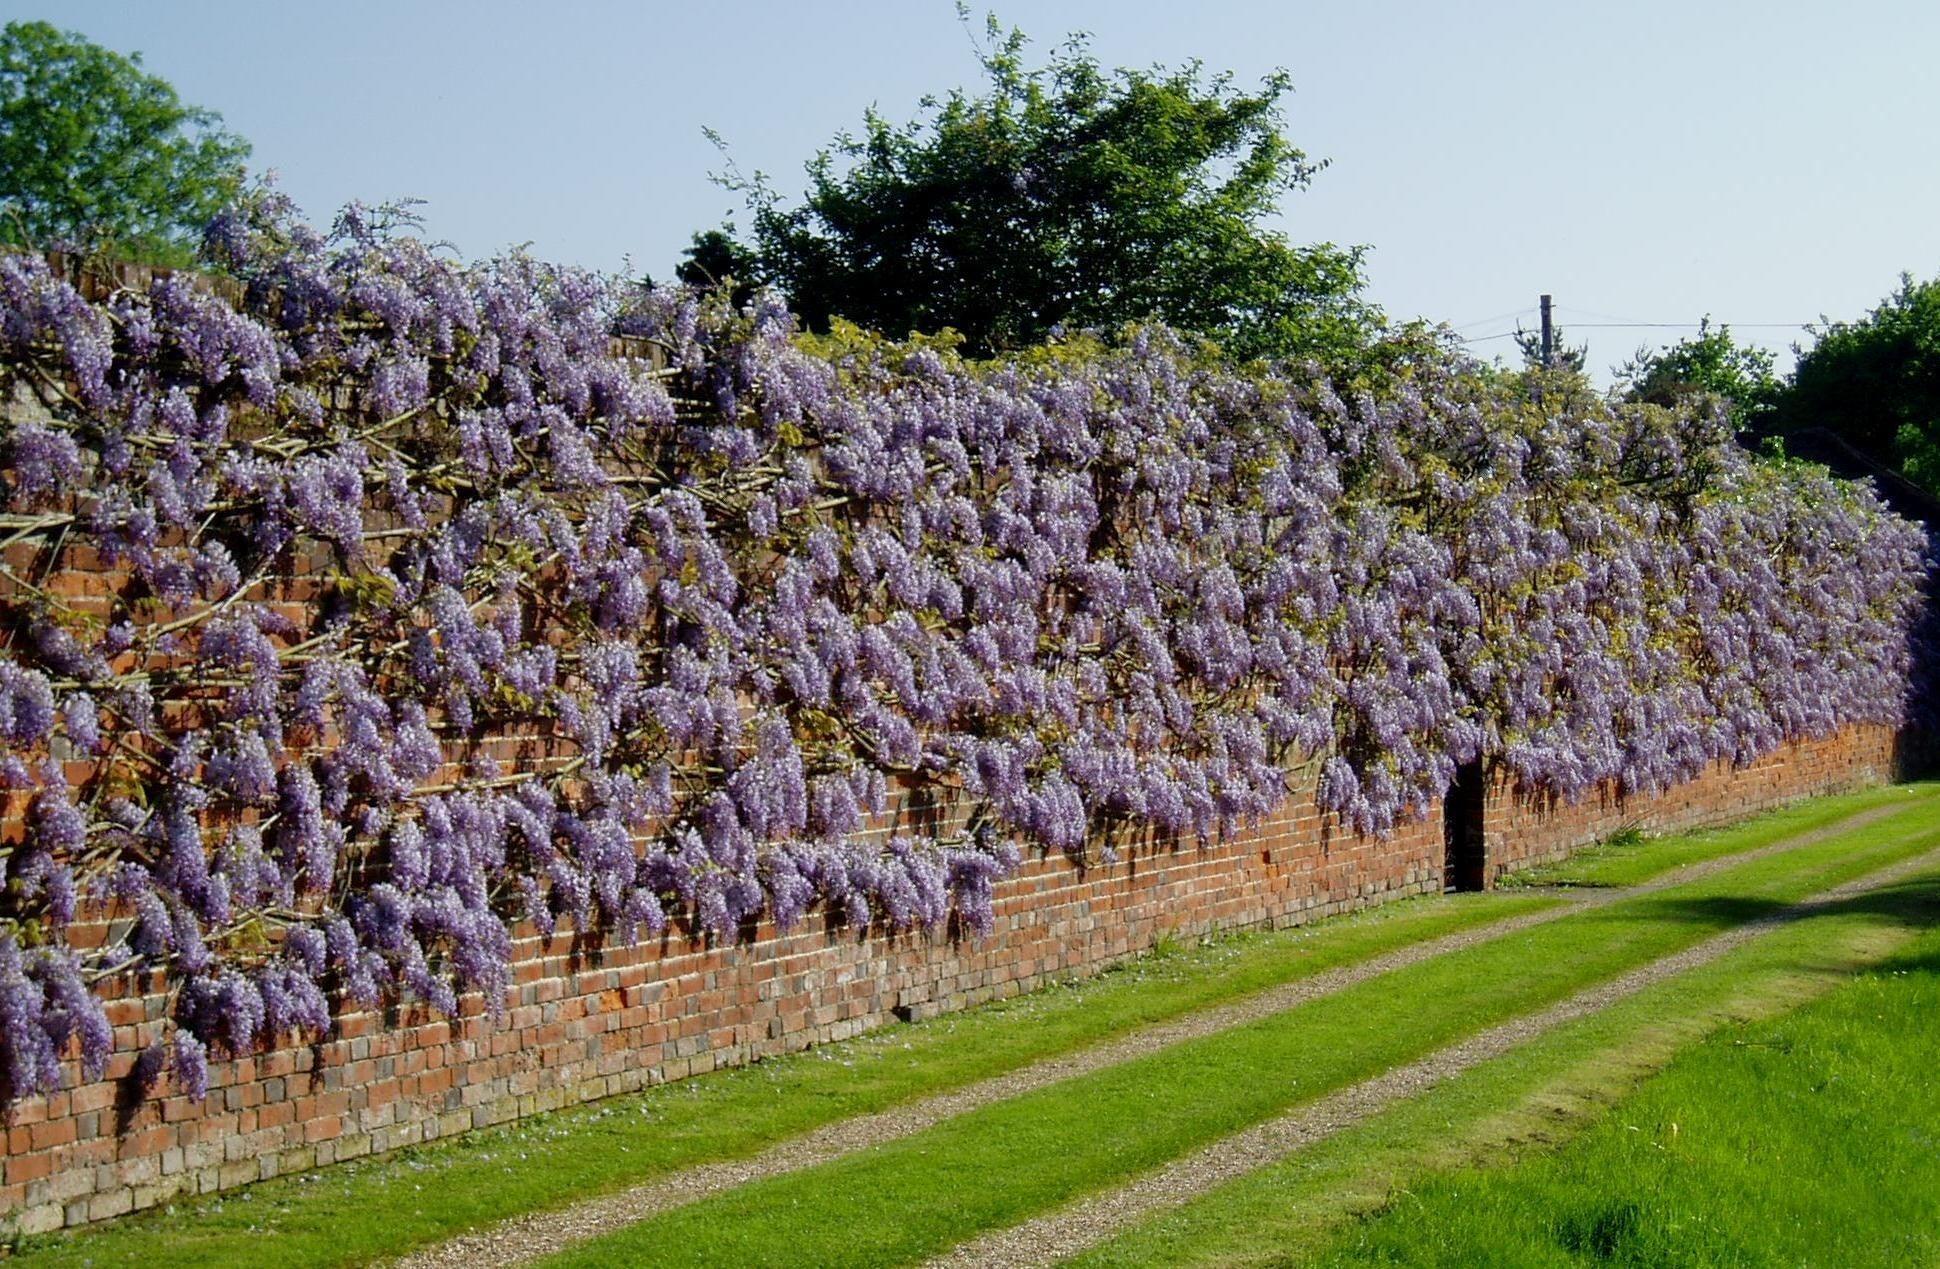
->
[0,193,1927,1105]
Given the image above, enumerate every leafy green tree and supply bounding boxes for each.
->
[0,21,250,265]
[1615,317,1780,428]
[703,11,1376,362]
[1775,274,1940,491]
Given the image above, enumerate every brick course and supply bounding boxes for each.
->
[1481,725,1902,882]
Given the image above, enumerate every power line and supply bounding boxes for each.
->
[1452,301,1816,347]
[1553,305,1815,330]
[1553,303,1645,324]
[1458,320,1815,344]
[1452,306,1536,331]
[1562,321,1813,330]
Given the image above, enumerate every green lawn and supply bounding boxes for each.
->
[1074,867,1940,1267]
[16,886,1548,1267]
[1503,781,1937,889]
[1305,890,1940,1266]
[542,800,1940,1267]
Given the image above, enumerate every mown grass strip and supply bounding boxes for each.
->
[1302,881,1940,1266]
[15,891,1550,1267]
[942,850,1940,1267]
[1073,866,1940,1267]
[1504,780,1937,889]
[544,811,1940,1268]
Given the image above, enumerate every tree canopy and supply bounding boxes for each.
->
[1774,274,1940,492]
[694,13,1376,362]
[0,20,250,266]
[1616,318,1780,430]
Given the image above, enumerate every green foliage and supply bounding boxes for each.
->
[673,224,763,306]
[1616,316,1781,429]
[1513,321,1587,374]
[707,10,1377,362]
[0,21,250,266]
[1599,825,1646,850]
[1777,273,1940,492]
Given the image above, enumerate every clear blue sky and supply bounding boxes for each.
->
[11,1,1940,378]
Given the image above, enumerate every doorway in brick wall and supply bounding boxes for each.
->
[1443,759,1487,891]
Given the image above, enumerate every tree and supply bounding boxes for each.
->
[0,21,250,266]
[673,224,763,307]
[1512,322,1586,374]
[1774,274,1940,492]
[702,11,1376,362]
[1614,317,1780,429]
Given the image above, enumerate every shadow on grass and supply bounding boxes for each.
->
[1628,873,1940,935]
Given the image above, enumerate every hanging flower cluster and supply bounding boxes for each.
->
[0,194,1926,1105]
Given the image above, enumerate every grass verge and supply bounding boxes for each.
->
[14,891,1550,1267]
[541,803,1940,1267]
[1304,880,1940,1266]
[1073,866,1940,1266]
[1502,780,1937,889]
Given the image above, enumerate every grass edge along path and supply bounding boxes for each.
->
[936,845,1940,1266]
[1070,864,1940,1267]
[541,806,1940,1269]
[401,787,1931,1268]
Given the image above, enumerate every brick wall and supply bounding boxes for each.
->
[0,722,1899,1235]
[0,783,1441,1234]
[0,256,1916,1234]
[1481,724,1902,882]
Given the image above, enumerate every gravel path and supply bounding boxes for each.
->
[929,840,1940,1268]
[393,799,1917,1269]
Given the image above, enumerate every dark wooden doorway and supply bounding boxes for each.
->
[1443,759,1487,891]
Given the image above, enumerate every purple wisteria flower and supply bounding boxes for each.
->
[0,194,1924,1109]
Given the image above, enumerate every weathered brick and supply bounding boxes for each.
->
[14,1203,65,1236]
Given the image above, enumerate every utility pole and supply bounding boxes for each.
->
[1539,293,1553,367]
